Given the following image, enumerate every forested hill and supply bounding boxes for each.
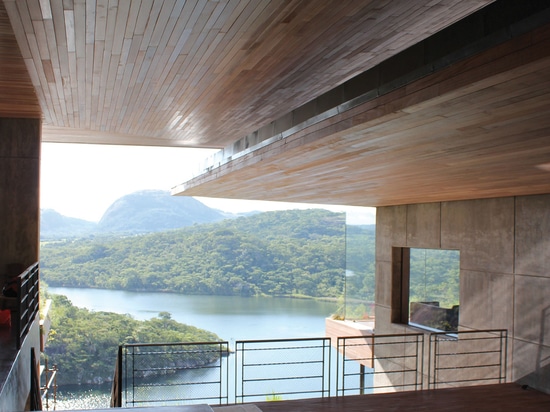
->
[45,293,221,385]
[96,190,227,234]
[40,209,375,298]
[40,190,233,239]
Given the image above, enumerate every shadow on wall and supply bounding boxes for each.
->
[517,306,550,394]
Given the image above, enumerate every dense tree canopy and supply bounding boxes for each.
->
[45,293,221,385]
[41,209,350,298]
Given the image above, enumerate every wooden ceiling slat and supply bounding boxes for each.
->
[135,1,195,136]
[0,1,39,117]
[96,0,118,129]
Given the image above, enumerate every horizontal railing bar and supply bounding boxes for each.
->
[132,364,221,373]
[344,354,418,362]
[242,360,323,367]
[345,382,418,390]
[133,350,226,356]
[345,369,418,376]
[243,375,323,383]
[435,363,502,371]
[433,377,502,385]
[338,333,424,339]
[237,345,328,352]
[131,396,225,404]
[435,350,502,357]
[431,329,507,335]
[134,379,221,388]
[342,338,420,345]
[240,389,327,398]
[236,337,330,344]
[123,341,228,348]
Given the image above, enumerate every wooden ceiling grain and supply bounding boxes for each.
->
[3,0,550,207]
[174,20,550,207]
[2,0,493,147]
[0,1,40,118]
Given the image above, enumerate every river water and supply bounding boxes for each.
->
[47,287,338,410]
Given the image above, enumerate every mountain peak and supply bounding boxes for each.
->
[41,191,227,238]
[97,190,226,234]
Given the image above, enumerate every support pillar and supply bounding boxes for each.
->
[0,117,41,281]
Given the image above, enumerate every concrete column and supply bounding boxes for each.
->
[0,117,41,280]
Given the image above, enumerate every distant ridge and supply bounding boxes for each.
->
[97,190,226,234]
[40,209,96,239]
[40,190,231,239]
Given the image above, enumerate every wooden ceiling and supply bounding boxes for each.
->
[0,2,40,118]
[2,0,550,207]
[175,21,550,207]
[2,0,492,147]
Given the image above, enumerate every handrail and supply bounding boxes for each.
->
[115,341,229,407]
[41,359,58,411]
[112,330,508,407]
[428,329,508,389]
[336,332,424,396]
[14,262,40,349]
[235,337,331,403]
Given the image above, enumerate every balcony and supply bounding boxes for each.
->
[105,329,529,412]
[0,263,42,411]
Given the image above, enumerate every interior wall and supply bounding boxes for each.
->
[375,195,550,394]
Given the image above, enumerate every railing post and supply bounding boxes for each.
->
[110,345,123,407]
[501,330,508,383]
[359,364,365,395]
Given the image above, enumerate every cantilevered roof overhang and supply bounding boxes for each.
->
[2,0,550,208]
[173,4,550,207]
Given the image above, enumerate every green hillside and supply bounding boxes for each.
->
[40,209,350,298]
[45,293,221,385]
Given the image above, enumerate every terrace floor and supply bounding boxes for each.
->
[221,384,550,412]
[57,383,550,412]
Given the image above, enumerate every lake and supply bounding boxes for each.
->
[47,287,338,341]
[46,287,339,409]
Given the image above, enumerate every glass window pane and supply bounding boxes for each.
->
[409,248,460,331]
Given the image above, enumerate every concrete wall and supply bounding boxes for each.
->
[0,316,41,412]
[0,118,41,277]
[0,118,41,411]
[375,195,550,393]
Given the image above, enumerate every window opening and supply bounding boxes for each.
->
[408,248,460,332]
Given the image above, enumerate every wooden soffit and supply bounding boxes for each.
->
[174,20,550,207]
[0,1,40,118]
[2,0,494,147]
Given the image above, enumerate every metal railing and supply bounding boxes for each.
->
[336,333,424,396]
[235,337,331,403]
[15,262,40,349]
[117,341,229,407]
[113,330,507,407]
[41,359,58,411]
[428,329,507,389]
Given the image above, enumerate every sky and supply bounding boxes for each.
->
[40,143,376,225]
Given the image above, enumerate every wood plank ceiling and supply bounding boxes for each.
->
[3,0,550,207]
[0,1,40,117]
[2,0,493,147]
[176,22,550,207]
